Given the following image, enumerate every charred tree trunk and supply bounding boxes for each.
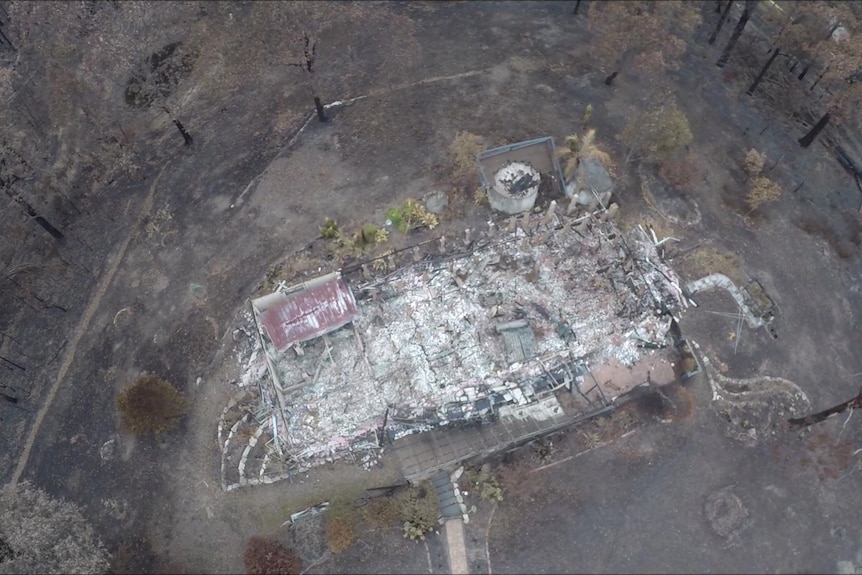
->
[172,119,193,146]
[810,67,828,91]
[768,10,795,54]
[2,186,64,240]
[747,47,780,95]
[314,96,327,122]
[788,386,862,431]
[604,70,619,86]
[3,274,66,312]
[709,0,734,45]
[0,26,14,51]
[0,355,25,371]
[717,1,756,68]
[798,112,830,148]
[799,25,840,82]
[573,0,581,15]
[0,285,37,311]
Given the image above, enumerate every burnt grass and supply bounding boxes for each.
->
[2,1,862,572]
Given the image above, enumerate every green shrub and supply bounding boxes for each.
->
[397,482,439,541]
[387,199,438,233]
[358,223,389,246]
[467,463,503,502]
[320,218,340,239]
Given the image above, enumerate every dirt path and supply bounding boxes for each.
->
[9,164,169,488]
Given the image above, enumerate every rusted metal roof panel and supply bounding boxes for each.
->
[260,277,358,351]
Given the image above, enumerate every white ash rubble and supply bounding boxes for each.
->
[244,215,685,471]
[232,308,268,388]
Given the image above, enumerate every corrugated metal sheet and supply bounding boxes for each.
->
[260,277,358,351]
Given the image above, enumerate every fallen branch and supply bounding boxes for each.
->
[788,386,862,431]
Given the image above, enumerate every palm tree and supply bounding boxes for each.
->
[556,129,613,180]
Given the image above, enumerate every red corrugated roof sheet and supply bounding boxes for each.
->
[260,277,358,351]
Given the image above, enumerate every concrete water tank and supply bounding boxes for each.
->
[487,161,540,215]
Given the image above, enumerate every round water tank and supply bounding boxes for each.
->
[488,161,540,215]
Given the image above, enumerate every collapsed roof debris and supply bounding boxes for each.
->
[236,208,687,475]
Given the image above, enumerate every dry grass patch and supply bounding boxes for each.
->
[243,537,302,575]
[364,497,401,529]
[658,154,699,189]
[323,500,361,554]
[116,374,187,436]
[677,246,746,285]
[450,131,485,192]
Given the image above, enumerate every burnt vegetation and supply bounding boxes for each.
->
[1,0,862,571]
[116,374,187,436]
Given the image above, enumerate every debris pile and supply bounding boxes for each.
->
[232,308,268,388]
[248,213,685,468]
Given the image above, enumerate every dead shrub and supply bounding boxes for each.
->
[243,537,302,575]
[497,456,543,502]
[745,176,782,214]
[742,148,766,178]
[795,214,858,260]
[450,131,485,191]
[364,497,401,529]
[323,501,360,554]
[109,537,156,574]
[658,154,698,188]
[116,374,187,436]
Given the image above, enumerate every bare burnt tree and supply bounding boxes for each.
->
[0,147,63,241]
[162,106,193,147]
[709,0,733,45]
[587,1,701,87]
[717,0,757,68]
[747,47,784,95]
[288,32,327,122]
[746,3,811,95]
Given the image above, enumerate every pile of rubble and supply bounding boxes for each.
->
[257,209,685,466]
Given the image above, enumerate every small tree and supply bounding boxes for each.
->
[243,537,302,575]
[0,482,110,575]
[116,374,187,435]
[623,100,692,165]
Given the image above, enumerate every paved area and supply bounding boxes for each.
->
[445,518,470,575]
[393,395,602,481]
